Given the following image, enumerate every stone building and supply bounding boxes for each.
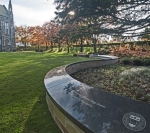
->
[0,0,15,51]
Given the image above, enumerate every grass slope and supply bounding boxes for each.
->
[0,52,91,133]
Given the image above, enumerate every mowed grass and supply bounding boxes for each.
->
[0,52,92,133]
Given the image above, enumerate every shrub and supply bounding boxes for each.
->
[35,49,38,52]
[73,54,77,57]
[132,57,143,66]
[35,49,43,52]
[85,54,89,58]
[121,58,131,65]
[143,58,150,66]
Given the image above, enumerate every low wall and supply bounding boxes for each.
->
[66,58,117,75]
[44,56,150,133]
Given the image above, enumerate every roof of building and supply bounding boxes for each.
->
[0,4,8,17]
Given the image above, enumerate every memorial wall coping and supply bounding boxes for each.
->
[44,56,150,133]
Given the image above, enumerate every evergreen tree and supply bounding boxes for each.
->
[54,0,150,37]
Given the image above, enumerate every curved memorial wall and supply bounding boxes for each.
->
[44,56,150,133]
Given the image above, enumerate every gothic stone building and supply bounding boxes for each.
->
[0,0,15,51]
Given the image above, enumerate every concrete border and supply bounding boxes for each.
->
[44,55,150,133]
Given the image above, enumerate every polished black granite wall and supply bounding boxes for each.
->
[44,58,150,133]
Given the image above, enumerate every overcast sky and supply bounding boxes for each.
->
[0,0,56,26]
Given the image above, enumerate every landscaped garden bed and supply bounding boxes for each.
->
[71,63,150,103]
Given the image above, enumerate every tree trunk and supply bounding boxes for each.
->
[50,40,53,51]
[80,38,83,52]
[76,41,77,52]
[38,45,40,51]
[67,42,70,53]
[58,40,61,52]
[93,38,97,54]
[24,42,27,50]
[45,42,48,51]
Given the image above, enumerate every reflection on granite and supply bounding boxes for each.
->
[44,65,74,89]
[44,75,73,89]
[89,54,118,60]
[45,65,67,79]
[44,58,150,133]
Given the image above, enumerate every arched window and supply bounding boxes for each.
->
[1,21,4,31]
[5,39,9,45]
[5,22,9,34]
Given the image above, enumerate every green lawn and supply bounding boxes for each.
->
[0,52,92,133]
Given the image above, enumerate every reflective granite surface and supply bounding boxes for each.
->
[44,60,150,133]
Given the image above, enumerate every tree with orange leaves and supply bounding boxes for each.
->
[30,26,45,51]
[42,21,60,51]
[15,25,33,50]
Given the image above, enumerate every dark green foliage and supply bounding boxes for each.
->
[132,58,143,66]
[73,54,77,56]
[121,58,131,65]
[85,54,89,58]
[35,49,44,52]
[121,57,150,66]
[142,95,150,102]
[54,0,150,37]
[143,58,150,66]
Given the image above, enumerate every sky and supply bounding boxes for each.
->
[0,0,56,26]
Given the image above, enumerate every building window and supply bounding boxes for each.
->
[11,26,14,35]
[1,21,4,31]
[5,39,9,45]
[5,22,9,34]
[1,21,4,26]
[1,21,3,26]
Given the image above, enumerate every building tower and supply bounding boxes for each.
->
[0,0,15,51]
[8,0,13,13]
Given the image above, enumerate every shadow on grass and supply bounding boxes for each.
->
[23,92,62,133]
[0,52,92,133]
